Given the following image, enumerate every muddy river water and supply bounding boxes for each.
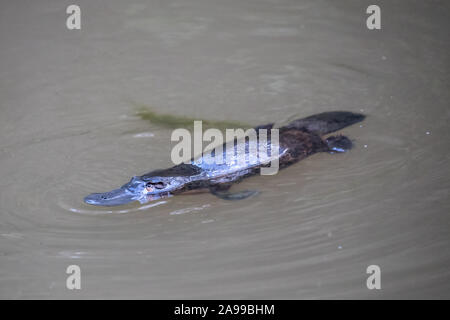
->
[0,0,449,298]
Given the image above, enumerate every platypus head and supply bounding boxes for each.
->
[84,164,202,206]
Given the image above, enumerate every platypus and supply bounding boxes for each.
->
[84,111,365,206]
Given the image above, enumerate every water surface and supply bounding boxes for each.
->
[0,0,449,298]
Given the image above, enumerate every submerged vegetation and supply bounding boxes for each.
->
[133,103,252,131]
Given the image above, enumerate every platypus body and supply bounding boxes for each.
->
[84,111,365,206]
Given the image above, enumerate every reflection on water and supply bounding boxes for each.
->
[0,0,449,299]
[63,201,168,216]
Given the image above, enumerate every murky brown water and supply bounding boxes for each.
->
[1,0,449,299]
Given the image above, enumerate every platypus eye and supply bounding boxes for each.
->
[146,182,165,189]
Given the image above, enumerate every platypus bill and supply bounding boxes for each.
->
[84,111,365,206]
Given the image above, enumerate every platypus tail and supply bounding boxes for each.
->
[284,111,365,135]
